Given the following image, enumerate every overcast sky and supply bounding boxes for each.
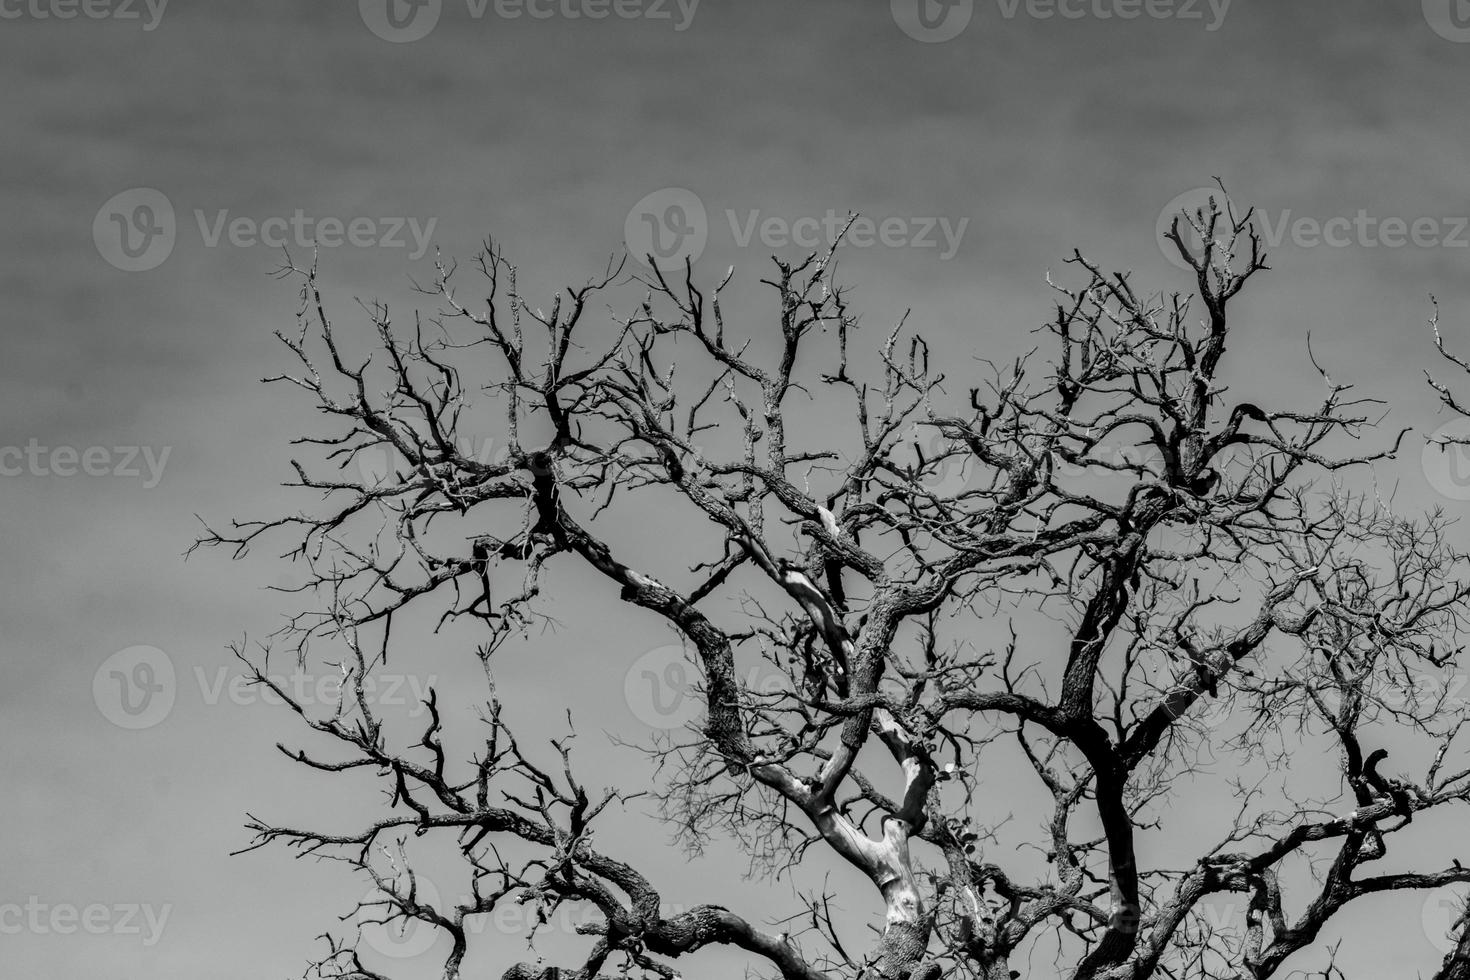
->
[6,1,1470,978]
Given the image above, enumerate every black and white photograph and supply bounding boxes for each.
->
[9,2,1470,978]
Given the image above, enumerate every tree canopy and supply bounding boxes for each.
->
[197,195,1470,980]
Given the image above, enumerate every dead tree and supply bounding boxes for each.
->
[195,195,1470,980]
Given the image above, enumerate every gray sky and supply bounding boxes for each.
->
[6,1,1470,977]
